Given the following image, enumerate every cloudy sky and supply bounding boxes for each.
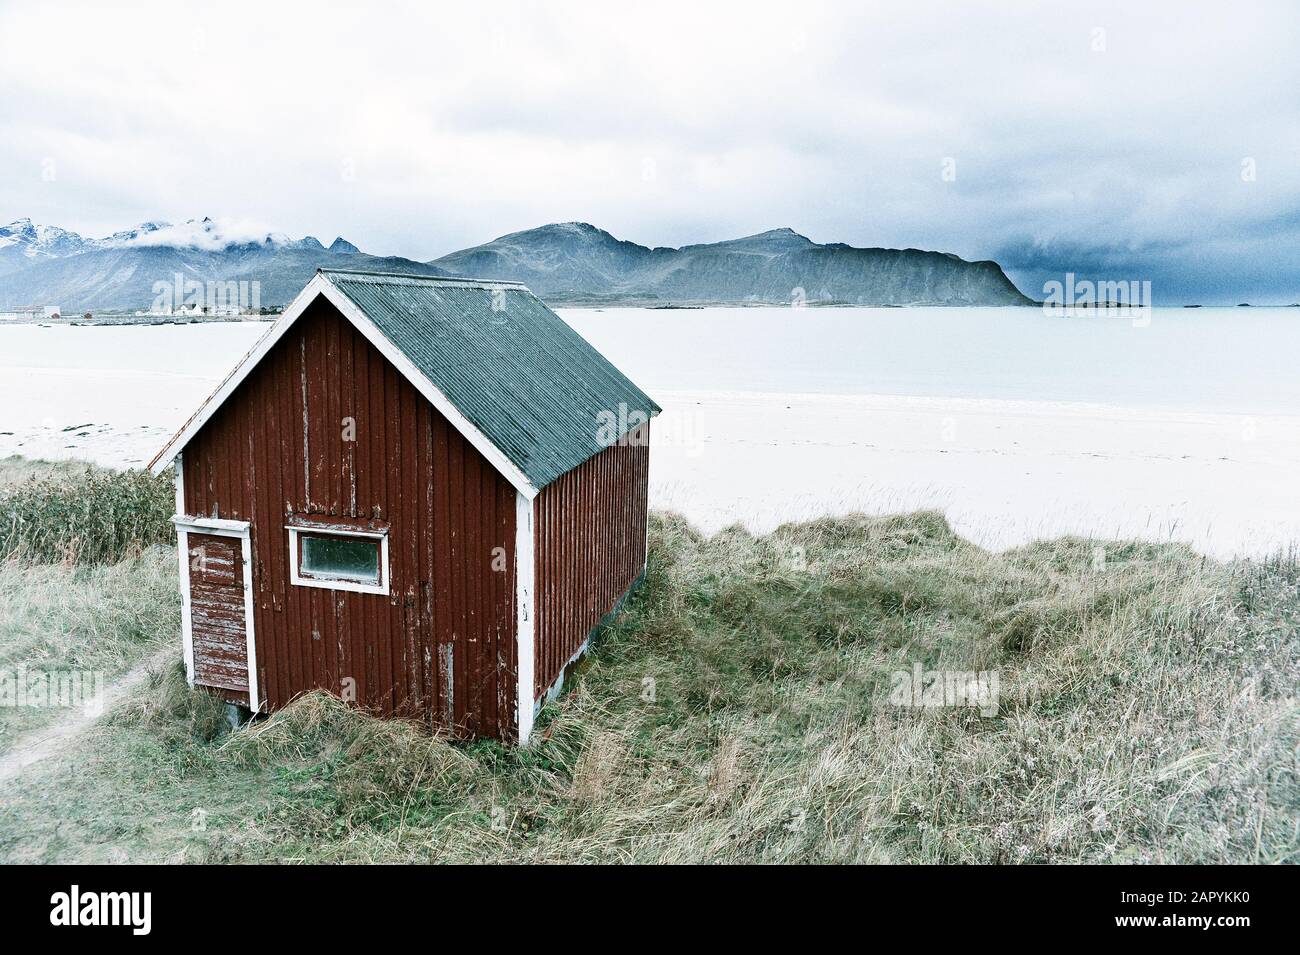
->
[1,0,1297,302]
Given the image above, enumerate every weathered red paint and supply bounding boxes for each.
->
[533,420,650,699]
[181,297,518,739]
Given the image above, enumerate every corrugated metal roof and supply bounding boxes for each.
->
[320,268,660,490]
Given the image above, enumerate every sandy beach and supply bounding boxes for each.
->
[650,389,1300,557]
[1,320,1296,559]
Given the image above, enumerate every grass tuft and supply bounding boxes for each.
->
[221,691,488,839]
[0,458,174,565]
[110,659,230,746]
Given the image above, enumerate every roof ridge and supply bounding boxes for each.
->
[318,267,529,290]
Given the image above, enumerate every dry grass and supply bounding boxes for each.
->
[0,457,173,564]
[0,545,181,752]
[110,658,230,748]
[1,507,1296,864]
[0,456,181,753]
[0,455,99,486]
[137,513,1300,861]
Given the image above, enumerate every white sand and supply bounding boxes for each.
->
[650,390,1300,558]
[0,323,268,468]
[1,322,1295,558]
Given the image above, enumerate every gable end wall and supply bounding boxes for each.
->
[180,297,518,739]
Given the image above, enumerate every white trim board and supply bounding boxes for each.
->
[148,272,539,500]
[515,491,536,745]
[174,458,194,688]
[171,515,251,533]
[173,513,260,712]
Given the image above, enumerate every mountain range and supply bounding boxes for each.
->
[0,217,1033,311]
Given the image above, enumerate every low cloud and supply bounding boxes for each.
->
[0,0,1297,301]
[102,218,286,251]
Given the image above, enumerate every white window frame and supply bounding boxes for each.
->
[288,525,390,595]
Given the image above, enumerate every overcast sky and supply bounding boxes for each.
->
[2,0,1297,302]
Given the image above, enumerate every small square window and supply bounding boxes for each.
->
[288,525,389,595]
[301,534,380,583]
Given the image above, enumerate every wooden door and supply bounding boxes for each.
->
[187,532,250,695]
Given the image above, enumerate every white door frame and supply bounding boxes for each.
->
[173,496,259,711]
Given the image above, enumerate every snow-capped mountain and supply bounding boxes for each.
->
[0,218,93,260]
[0,216,369,261]
[0,216,1033,310]
[0,217,437,310]
[91,220,171,248]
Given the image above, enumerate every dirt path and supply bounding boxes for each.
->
[0,648,174,785]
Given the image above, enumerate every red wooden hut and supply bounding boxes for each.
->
[150,269,658,743]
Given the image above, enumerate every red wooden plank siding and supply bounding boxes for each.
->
[182,298,518,739]
[532,420,649,698]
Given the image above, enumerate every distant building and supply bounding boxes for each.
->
[0,304,61,321]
